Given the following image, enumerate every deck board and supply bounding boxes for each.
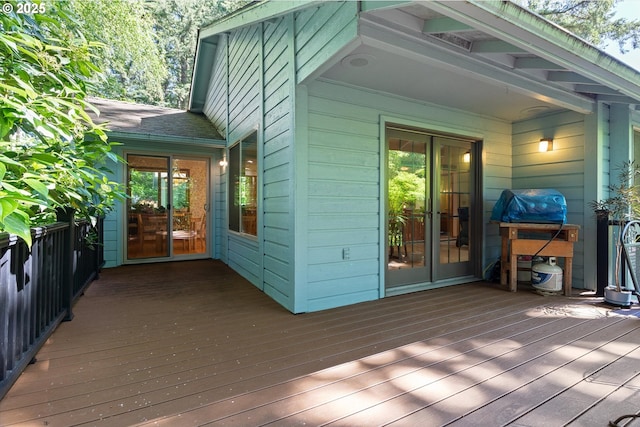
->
[1,260,640,427]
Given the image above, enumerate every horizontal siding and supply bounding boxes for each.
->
[228,25,261,139]
[263,17,294,310]
[306,80,512,309]
[203,37,227,135]
[512,110,586,288]
[294,1,358,83]
[215,155,226,262]
[228,235,260,286]
[306,94,380,306]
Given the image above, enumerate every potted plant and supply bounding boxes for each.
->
[590,161,640,306]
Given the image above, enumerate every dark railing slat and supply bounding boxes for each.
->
[0,215,103,400]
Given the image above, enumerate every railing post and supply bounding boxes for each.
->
[56,208,75,321]
[596,210,609,297]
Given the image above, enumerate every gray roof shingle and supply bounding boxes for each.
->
[88,97,224,142]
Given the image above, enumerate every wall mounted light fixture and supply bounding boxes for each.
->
[539,138,553,152]
[463,152,471,163]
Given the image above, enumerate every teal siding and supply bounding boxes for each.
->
[214,154,226,261]
[294,1,358,83]
[305,79,512,311]
[262,16,295,309]
[228,25,261,141]
[228,235,260,284]
[512,111,586,289]
[202,36,229,261]
[200,18,296,305]
[203,36,228,135]
[102,161,123,268]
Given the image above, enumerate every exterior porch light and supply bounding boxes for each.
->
[463,152,471,163]
[539,138,553,152]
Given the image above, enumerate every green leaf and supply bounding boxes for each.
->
[24,178,49,198]
[1,211,32,247]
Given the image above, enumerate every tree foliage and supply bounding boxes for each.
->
[70,0,167,105]
[0,0,125,246]
[519,0,640,53]
[68,0,247,109]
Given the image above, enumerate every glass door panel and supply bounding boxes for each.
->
[127,155,170,259]
[386,129,431,288]
[172,157,209,255]
[436,138,473,279]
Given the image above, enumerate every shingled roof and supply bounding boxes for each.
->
[88,97,224,143]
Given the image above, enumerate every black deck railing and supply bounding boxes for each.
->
[0,212,103,400]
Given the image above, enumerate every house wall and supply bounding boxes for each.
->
[262,16,296,309]
[301,79,512,312]
[201,16,298,310]
[512,111,587,288]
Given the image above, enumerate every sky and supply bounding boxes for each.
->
[604,0,640,71]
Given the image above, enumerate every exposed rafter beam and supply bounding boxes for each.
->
[471,39,526,54]
[514,57,565,70]
[358,18,594,114]
[547,71,598,84]
[422,1,640,103]
[597,94,639,104]
[423,17,473,33]
[574,85,621,96]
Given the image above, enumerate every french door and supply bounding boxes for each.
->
[386,125,475,289]
[126,154,209,260]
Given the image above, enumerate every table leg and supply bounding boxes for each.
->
[564,257,573,296]
[509,251,518,292]
[500,236,508,285]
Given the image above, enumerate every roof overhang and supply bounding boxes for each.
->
[188,0,640,120]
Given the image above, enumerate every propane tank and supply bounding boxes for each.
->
[531,257,563,292]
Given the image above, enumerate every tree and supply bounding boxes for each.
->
[0,0,125,246]
[519,0,640,53]
[70,0,167,105]
[151,0,248,109]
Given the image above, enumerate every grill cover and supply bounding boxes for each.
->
[490,189,567,224]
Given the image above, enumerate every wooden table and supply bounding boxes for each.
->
[498,222,580,295]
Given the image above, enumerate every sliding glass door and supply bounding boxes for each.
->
[126,154,209,260]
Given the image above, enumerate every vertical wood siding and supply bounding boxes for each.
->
[512,111,586,288]
[305,80,511,311]
[262,17,295,309]
[294,2,358,83]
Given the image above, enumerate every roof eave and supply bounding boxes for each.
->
[107,130,226,148]
[427,0,640,103]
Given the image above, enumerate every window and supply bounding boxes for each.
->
[229,132,258,236]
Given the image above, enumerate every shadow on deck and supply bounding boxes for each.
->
[1,259,640,426]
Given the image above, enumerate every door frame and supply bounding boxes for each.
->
[379,116,483,297]
[123,150,214,264]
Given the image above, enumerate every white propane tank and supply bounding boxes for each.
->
[531,257,563,292]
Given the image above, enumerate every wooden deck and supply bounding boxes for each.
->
[1,260,640,426]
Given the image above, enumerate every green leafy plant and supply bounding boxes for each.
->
[0,0,126,246]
